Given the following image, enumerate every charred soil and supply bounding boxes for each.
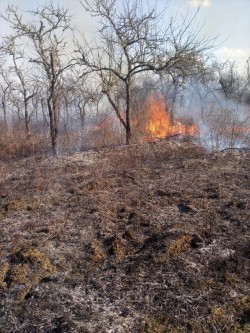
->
[0,140,249,332]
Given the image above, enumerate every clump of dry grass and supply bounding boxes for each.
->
[87,240,106,261]
[0,262,9,289]
[142,317,169,333]
[108,236,126,261]
[159,234,193,263]
[1,245,55,301]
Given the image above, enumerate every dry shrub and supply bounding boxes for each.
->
[0,132,49,160]
[89,114,123,148]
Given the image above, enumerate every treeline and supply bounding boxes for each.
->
[0,0,249,157]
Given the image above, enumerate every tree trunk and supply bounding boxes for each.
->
[78,102,86,149]
[170,85,178,123]
[47,97,58,155]
[125,125,131,145]
[24,100,30,139]
[2,97,8,131]
[25,120,30,140]
[125,81,131,145]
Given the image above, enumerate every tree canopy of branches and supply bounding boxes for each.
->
[77,0,216,144]
[1,4,74,154]
[0,1,248,154]
[0,36,37,139]
[0,61,12,129]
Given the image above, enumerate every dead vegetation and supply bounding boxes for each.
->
[0,139,249,332]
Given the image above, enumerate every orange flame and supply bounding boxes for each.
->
[144,95,198,140]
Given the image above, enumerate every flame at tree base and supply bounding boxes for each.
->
[144,95,198,140]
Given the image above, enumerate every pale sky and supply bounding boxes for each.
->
[0,0,249,71]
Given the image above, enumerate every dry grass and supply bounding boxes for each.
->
[0,139,249,332]
[0,132,50,160]
[159,234,193,263]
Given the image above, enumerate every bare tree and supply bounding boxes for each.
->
[77,0,215,144]
[0,62,12,130]
[0,36,37,139]
[1,4,74,154]
[214,59,250,105]
[66,72,101,132]
[244,57,250,105]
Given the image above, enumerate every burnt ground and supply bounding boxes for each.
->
[0,140,249,333]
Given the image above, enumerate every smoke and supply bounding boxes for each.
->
[172,77,250,150]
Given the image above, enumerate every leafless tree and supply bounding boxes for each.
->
[214,59,250,106]
[244,57,250,105]
[0,62,12,130]
[1,4,74,154]
[77,0,216,144]
[0,36,37,139]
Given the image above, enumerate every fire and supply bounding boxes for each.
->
[144,95,198,140]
